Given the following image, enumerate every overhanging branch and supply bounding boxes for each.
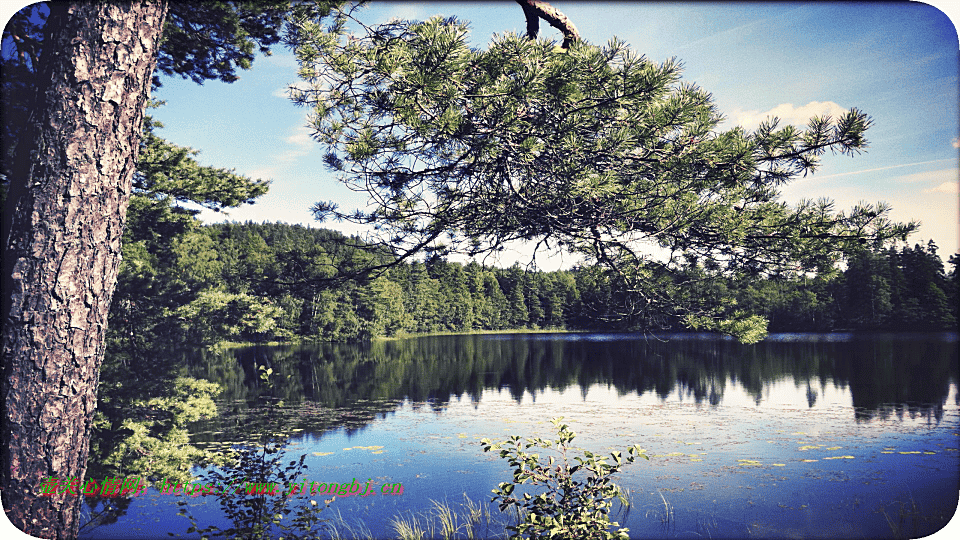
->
[515,0,580,48]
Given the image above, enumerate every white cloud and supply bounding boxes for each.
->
[952,137,959,149]
[379,3,425,23]
[284,125,314,149]
[922,181,959,195]
[729,101,848,131]
[813,159,956,181]
[893,167,957,184]
[890,167,958,194]
[262,51,299,69]
[249,126,317,179]
[247,167,277,180]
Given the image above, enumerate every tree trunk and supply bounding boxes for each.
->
[1,3,168,538]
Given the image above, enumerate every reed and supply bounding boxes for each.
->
[389,494,506,540]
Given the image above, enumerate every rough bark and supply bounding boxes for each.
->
[515,0,580,48]
[1,3,168,538]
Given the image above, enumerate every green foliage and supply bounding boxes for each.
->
[109,108,273,352]
[137,116,270,211]
[176,440,328,540]
[0,3,47,197]
[91,376,220,487]
[176,353,327,539]
[481,418,647,540]
[170,289,291,345]
[157,0,346,86]
[835,241,957,330]
[288,5,917,341]
[357,277,412,338]
[157,1,287,85]
[113,218,959,348]
[1,0,331,190]
[684,312,769,345]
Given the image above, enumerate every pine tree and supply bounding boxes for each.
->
[288,2,915,342]
[0,3,344,536]
[1,5,169,536]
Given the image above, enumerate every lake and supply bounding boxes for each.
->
[81,332,959,539]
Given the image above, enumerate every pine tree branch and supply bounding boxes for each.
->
[515,0,580,48]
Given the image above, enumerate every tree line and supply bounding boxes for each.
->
[109,218,959,350]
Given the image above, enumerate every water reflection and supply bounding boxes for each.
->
[86,332,958,539]
[186,332,957,433]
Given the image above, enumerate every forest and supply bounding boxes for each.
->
[109,213,959,350]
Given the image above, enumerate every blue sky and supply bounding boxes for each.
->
[3,1,959,267]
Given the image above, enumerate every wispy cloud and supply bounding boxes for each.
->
[813,159,956,181]
[379,3,425,23]
[246,125,317,179]
[729,101,848,131]
[674,5,807,53]
[284,125,314,150]
[923,181,959,194]
[952,137,959,149]
[247,167,278,180]
[892,167,958,194]
[262,50,299,69]
[896,167,958,184]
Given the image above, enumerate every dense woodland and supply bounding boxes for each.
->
[109,217,959,350]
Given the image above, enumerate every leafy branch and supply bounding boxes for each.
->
[481,417,648,539]
[286,3,917,340]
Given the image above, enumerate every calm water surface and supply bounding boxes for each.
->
[84,332,959,539]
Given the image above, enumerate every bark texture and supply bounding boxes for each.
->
[1,3,168,538]
[515,0,580,48]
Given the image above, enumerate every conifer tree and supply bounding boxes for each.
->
[289,1,915,342]
[0,2,342,536]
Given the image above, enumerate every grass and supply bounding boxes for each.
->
[648,490,675,532]
[389,494,506,540]
[879,493,954,540]
[382,486,638,540]
[323,508,374,540]
[319,487,954,540]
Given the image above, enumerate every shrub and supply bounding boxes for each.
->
[175,439,328,540]
[481,417,647,539]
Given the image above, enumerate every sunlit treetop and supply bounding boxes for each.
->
[285,2,916,342]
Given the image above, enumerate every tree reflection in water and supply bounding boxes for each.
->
[185,332,958,442]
